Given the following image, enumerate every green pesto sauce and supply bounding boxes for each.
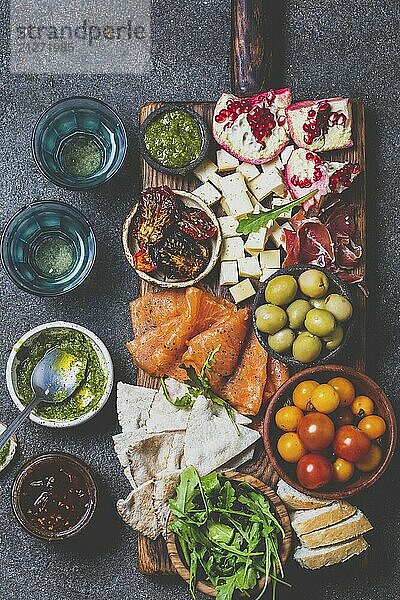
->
[0,441,10,465]
[144,110,203,168]
[16,329,107,421]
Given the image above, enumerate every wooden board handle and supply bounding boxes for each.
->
[231,0,272,96]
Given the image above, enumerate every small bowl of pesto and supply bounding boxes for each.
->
[6,322,114,428]
[32,96,127,190]
[139,105,210,176]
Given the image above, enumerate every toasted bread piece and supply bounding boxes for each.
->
[291,501,357,536]
[276,479,333,511]
[294,536,369,570]
[300,509,372,549]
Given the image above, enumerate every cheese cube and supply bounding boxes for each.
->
[217,148,240,173]
[248,171,286,200]
[209,172,225,191]
[192,181,221,206]
[269,221,294,248]
[259,249,281,270]
[221,237,245,261]
[261,156,283,174]
[238,256,262,279]
[220,196,232,216]
[218,216,239,238]
[280,144,295,165]
[244,228,267,253]
[271,196,292,218]
[224,191,254,219]
[236,162,260,182]
[220,172,247,196]
[219,261,239,286]
[193,158,218,183]
[229,278,256,304]
[260,268,279,283]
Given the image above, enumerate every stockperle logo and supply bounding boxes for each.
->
[10,0,152,74]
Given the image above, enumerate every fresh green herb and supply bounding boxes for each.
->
[161,347,239,433]
[169,467,289,600]
[236,190,318,235]
[0,441,11,465]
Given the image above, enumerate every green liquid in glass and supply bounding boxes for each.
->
[60,134,103,178]
[34,235,76,278]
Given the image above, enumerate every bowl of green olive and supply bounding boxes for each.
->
[252,265,354,367]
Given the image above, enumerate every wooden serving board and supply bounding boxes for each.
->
[136,99,367,576]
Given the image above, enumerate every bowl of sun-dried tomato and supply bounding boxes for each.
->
[122,185,221,288]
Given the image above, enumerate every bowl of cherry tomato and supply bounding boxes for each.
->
[263,365,397,499]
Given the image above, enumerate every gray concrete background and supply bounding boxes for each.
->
[0,1,399,599]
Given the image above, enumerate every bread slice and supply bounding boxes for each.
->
[300,509,372,549]
[294,536,369,570]
[291,501,357,536]
[276,479,333,511]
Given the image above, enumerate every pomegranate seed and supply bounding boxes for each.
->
[308,109,316,118]
[305,152,314,160]
[318,101,329,112]
[352,164,360,174]
[314,169,322,181]
[337,114,346,125]
[303,123,311,132]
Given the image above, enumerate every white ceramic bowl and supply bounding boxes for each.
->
[6,322,114,429]
[122,189,221,289]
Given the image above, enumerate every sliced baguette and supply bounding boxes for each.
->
[276,479,333,511]
[300,508,372,549]
[294,536,369,570]
[291,501,357,536]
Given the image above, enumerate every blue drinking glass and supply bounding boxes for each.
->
[32,96,127,190]
[1,201,96,296]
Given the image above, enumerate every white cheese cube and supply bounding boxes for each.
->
[220,172,247,196]
[219,261,239,286]
[271,196,293,218]
[244,228,267,253]
[280,144,295,165]
[224,191,254,219]
[260,268,279,283]
[219,196,232,216]
[217,148,240,173]
[192,181,221,206]
[238,256,262,279]
[236,162,260,182]
[259,249,281,270]
[269,221,294,248]
[229,279,256,304]
[221,237,245,261]
[248,170,287,200]
[209,172,225,191]
[218,216,239,238]
[261,156,283,174]
[193,158,218,183]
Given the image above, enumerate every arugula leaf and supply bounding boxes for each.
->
[202,472,221,497]
[215,576,237,600]
[189,549,198,600]
[236,189,318,235]
[160,377,195,408]
[169,466,200,515]
[207,521,234,545]
[217,480,236,510]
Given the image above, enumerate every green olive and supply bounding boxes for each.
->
[265,275,298,306]
[298,269,330,298]
[292,332,322,362]
[255,304,287,335]
[323,325,344,350]
[268,328,295,353]
[304,308,336,337]
[286,299,312,329]
[324,294,353,322]
[310,297,327,309]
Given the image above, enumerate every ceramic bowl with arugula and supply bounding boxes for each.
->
[167,467,292,600]
[6,322,114,428]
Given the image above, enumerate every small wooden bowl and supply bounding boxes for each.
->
[252,264,354,368]
[122,190,221,289]
[263,365,397,500]
[166,471,292,598]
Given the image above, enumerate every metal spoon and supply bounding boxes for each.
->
[0,348,87,450]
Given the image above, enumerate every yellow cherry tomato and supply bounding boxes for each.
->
[358,415,386,439]
[292,380,319,411]
[275,406,304,432]
[328,377,355,407]
[277,432,307,463]
[355,443,382,472]
[351,395,374,417]
[332,458,354,483]
[311,384,340,414]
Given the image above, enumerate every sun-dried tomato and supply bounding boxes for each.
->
[133,247,157,273]
[150,231,210,279]
[131,186,177,246]
[176,206,218,240]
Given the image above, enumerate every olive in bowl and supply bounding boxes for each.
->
[263,365,397,500]
[252,265,354,367]
[139,104,210,176]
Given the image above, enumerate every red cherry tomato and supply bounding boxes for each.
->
[333,407,354,427]
[333,425,371,463]
[296,454,333,490]
[297,413,335,451]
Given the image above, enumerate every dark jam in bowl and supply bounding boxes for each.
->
[12,453,97,540]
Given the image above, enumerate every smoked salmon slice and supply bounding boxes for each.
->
[220,331,269,416]
[130,290,186,337]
